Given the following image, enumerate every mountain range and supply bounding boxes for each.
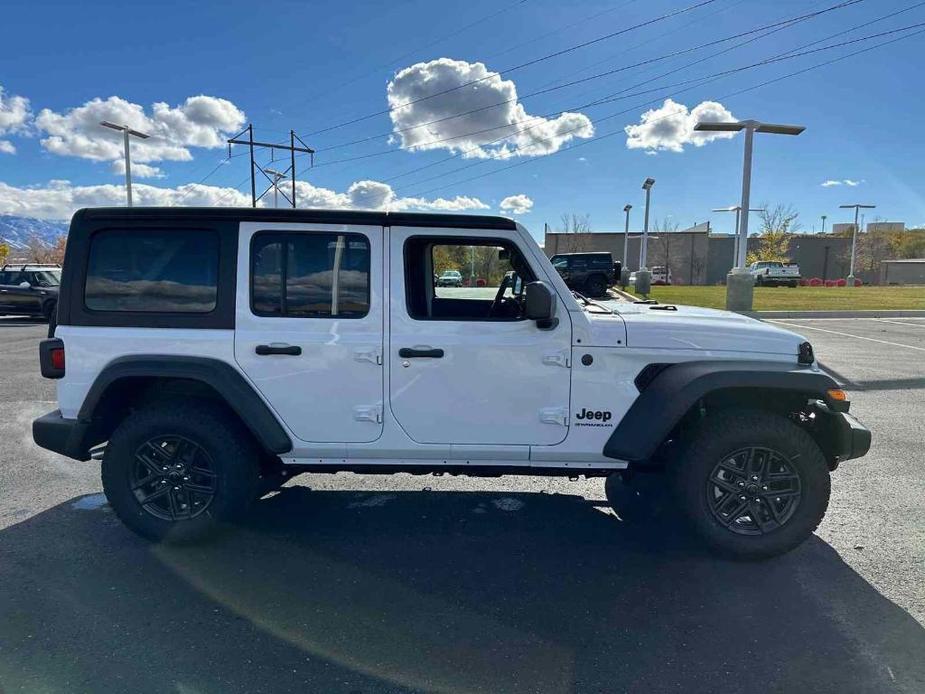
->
[0,215,69,250]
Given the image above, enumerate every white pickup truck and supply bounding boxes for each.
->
[748,261,801,287]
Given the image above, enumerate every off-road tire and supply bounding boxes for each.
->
[675,409,830,560]
[585,274,607,297]
[102,401,259,543]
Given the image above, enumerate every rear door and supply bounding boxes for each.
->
[234,222,384,444]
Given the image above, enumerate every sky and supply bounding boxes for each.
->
[1,0,924,240]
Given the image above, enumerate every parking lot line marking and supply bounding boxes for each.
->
[874,319,925,329]
[769,320,925,353]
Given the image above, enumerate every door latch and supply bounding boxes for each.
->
[353,348,382,365]
[539,407,569,426]
[542,351,571,368]
[353,405,383,424]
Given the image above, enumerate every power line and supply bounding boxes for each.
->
[400,23,925,199]
[389,10,925,194]
[303,0,720,137]
[314,0,864,156]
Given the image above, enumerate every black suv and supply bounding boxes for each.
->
[549,252,618,297]
[0,264,61,327]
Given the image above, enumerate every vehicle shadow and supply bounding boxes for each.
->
[0,315,47,328]
[1,486,923,693]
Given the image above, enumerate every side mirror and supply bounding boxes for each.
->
[525,281,557,329]
[19,281,31,289]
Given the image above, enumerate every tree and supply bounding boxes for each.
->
[746,203,801,264]
[558,213,593,253]
[0,241,9,267]
[646,218,680,280]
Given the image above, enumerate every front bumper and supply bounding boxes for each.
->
[811,402,871,465]
[32,409,91,461]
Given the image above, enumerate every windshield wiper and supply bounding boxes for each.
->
[571,290,611,312]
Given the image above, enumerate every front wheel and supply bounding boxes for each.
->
[674,410,830,560]
[102,401,259,543]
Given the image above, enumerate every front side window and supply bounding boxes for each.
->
[405,237,535,321]
[85,229,219,313]
[251,231,370,318]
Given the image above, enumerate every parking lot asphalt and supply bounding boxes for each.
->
[1,316,923,693]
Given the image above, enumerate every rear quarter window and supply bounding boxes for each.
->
[84,229,220,313]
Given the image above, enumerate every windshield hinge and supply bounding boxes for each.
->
[539,407,569,426]
[353,348,382,366]
[353,405,383,424]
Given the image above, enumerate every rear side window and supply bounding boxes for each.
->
[85,229,219,313]
[251,231,370,318]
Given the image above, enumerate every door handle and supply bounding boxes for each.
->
[398,347,444,359]
[255,344,302,356]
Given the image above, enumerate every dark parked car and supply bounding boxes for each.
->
[549,252,619,297]
[0,265,61,330]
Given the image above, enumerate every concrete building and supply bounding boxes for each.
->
[544,226,865,284]
[880,259,925,285]
[831,221,905,235]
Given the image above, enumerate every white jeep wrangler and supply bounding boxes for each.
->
[34,208,870,558]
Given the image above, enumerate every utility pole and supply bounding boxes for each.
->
[821,214,827,233]
[840,203,875,284]
[228,125,315,208]
[695,119,804,311]
[100,121,150,207]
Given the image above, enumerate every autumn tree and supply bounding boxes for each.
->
[746,203,801,264]
[0,241,9,267]
[558,213,593,253]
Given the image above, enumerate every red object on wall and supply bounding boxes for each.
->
[809,278,823,287]
[835,278,848,287]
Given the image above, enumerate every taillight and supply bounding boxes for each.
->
[39,338,65,379]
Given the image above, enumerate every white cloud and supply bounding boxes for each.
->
[821,178,864,187]
[0,178,491,220]
[387,58,594,160]
[0,86,32,155]
[499,194,533,215]
[625,98,737,154]
[110,159,165,179]
[34,95,246,169]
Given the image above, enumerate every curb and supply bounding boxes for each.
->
[744,310,925,319]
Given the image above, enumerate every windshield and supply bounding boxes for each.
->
[33,270,61,286]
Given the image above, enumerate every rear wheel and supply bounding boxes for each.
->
[674,410,830,559]
[102,401,259,543]
[585,274,607,297]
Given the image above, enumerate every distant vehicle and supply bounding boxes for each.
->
[436,269,463,287]
[650,265,672,285]
[549,252,617,297]
[0,264,61,331]
[749,261,801,287]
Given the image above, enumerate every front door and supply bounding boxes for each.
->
[388,227,572,447]
[234,222,384,444]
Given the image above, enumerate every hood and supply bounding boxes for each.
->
[595,301,808,357]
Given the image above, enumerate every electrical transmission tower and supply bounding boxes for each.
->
[227,124,315,208]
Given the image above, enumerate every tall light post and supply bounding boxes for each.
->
[840,203,875,284]
[635,178,655,296]
[821,214,827,233]
[695,119,804,311]
[713,205,765,267]
[100,121,150,207]
[263,167,289,209]
[621,204,632,286]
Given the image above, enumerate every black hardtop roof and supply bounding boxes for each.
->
[72,207,517,231]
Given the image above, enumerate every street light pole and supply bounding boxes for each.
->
[695,119,804,310]
[636,179,655,296]
[840,203,875,284]
[821,214,827,233]
[712,205,765,267]
[621,204,632,289]
[263,168,288,209]
[100,121,150,207]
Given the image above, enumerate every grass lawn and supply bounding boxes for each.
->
[628,285,925,311]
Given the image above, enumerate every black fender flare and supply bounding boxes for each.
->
[603,360,839,462]
[79,355,292,455]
